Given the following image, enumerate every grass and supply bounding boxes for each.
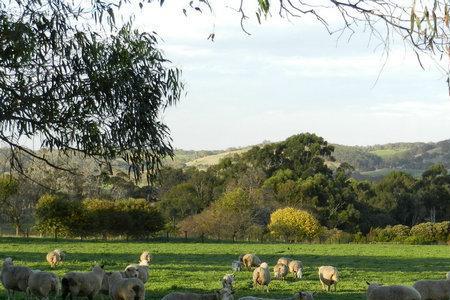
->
[185,148,250,169]
[369,148,410,159]
[1,238,450,299]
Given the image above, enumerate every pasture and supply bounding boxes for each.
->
[1,238,450,299]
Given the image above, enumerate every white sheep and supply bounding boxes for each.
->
[273,263,288,280]
[27,270,60,300]
[288,261,303,279]
[61,265,105,299]
[367,283,421,300]
[277,257,292,266]
[253,262,271,292]
[46,249,65,268]
[318,266,338,292]
[161,287,234,300]
[446,272,450,280]
[124,263,149,284]
[240,254,262,270]
[238,291,315,300]
[108,271,145,300]
[139,251,152,265]
[1,257,32,300]
[222,274,235,289]
[231,261,242,272]
[413,278,450,300]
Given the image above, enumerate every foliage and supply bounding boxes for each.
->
[268,207,321,242]
[0,0,183,181]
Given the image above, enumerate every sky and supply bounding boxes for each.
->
[134,2,450,150]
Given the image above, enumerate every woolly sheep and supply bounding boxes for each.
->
[222,274,235,289]
[288,261,303,279]
[447,272,450,280]
[27,270,60,300]
[1,257,32,300]
[367,283,421,300]
[46,249,65,268]
[231,261,242,272]
[61,265,105,300]
[238,291,315,300]
[139,251,152,265]
[124,263,149,284]
[273,263,288,280]
[241,254,262,270]
[253,262,271,292]
[108,271,145,300]
[277,257,292,266]
[161,287,234,300]
[413,278,450,300]
[318,266,338,292]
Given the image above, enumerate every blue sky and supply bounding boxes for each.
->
[135,2,450,150]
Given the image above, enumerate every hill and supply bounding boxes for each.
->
[171,139,450,179]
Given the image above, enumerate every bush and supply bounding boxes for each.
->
[268,207,321,242]
[410,222,436,244]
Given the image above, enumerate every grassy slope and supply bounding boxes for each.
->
[1,238,450,300]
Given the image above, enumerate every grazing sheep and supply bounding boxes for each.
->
[99,272,113,297]
[161,287,234,300]
[139,251,152,265]
[318,266,338,292]
[413,278,450,300]
[241,254,261,270]
[252,262,271,292]
[61,265,105,300]
[447,272,450,280]
[1,257,32,300]
[238,291,315,300]
[46,249,65,268]
[288,261,303,279]
[222,274,235,289]
[27,270,60,300]
[108,271,145,300]
[273,263,288,280]
[277,257,292,266]
[367,283,421,300]
[231,261,242,272]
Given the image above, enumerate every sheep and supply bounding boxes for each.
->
[99,272,113,297]
[1,257,32,300]
[139,251,152,265]
[446,272,450,280]
[366,283,421,300]
[277,257,292,266]
[318,266,338,292]
[238,291,315,300]
[26,270,60,300]
[288,261,303,279]
[46,249,65,268]
[108,271,145,300]
[240,254,261,270]
[252,262,271,292]
[61,265,105,300]
[161,287,234,300]
[123,263,149,284]
[222,274,235,289]
[413,278,450,300]
[273,263,288,280]
[231,261,242,272]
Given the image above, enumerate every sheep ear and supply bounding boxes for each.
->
[100,264,105,269]
[366,281,370,286]
[312,292,317,296]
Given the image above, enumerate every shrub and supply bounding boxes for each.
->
[268,207,321,242]
[409,222,436,244]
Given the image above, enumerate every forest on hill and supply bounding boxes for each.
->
[0,133,450,243]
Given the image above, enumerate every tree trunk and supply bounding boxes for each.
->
[54,228,58,241]
[184,231,188,240]
[15,225,20,237]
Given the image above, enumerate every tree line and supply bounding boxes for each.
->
[1,133,450,243]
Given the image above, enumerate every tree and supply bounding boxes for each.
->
[268,207,321,242]
[35,194,81,240]
[0,0,183,181]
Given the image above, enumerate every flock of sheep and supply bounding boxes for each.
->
[1,250,150,300]
[2,250,450,300]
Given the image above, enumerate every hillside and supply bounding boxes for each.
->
[171,139,450,179]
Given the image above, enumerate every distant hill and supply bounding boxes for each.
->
[170,139,450,179]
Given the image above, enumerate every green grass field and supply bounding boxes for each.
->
[1,238,450,299]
